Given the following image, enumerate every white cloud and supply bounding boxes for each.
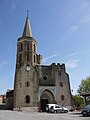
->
[10,0,23,14]
[68,25,79,34]
[79,15,90,24]
[43,54,58,63]
[68,2,89,17]
[59,2,90,43]
[79,2,89,12]
[61,25,79,42]
[65,52,81,59]
[66,59,79,68]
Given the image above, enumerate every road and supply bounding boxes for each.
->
[0,110,90,120]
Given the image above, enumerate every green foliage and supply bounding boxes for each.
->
[73,95,84,110]
[77,76,90,94]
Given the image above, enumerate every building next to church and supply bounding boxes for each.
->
[0,95,6,110]
[13,15,72,112]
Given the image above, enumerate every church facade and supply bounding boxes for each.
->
[13,16,72,112]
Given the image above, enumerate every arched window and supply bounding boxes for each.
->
[25,95,30,103]
[26,43,29,50]
[61,95,65,101]
[60,82,63,87]
[25,82,30,87]
[33,44,36,53]
[20,43,23,51]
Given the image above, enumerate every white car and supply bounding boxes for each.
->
[46,104,55,112]
[46,104,69,113]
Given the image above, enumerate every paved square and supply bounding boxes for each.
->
[0,110,90,120]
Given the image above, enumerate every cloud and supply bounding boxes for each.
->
[59,2,90,43]
[78,2,90,24]
[65,52,81,59]
[79,15,90,24]
[43,54,58,63]
[66,59,79,68]
[61,25,79,42]
[68,26,79,35]
[10,0,23,15]
[79,2,89,13]
[68,2,89,17]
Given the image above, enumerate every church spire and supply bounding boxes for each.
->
[22,12,32,37]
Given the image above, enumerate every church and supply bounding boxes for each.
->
[13,15,72,112]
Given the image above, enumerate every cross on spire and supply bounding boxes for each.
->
[27,10,29,18]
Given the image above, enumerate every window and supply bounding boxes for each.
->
[18,43,23,51]
[43,75,48,80]
[25,82,30,87]
[61,95,65,101]
[33,44,36,53]
[26,43,29,50]
[60,82,63,87]
[25,95,30,103]
[20,43,23,51]
[55,105,60,108]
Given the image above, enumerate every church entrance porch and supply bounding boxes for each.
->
[40,89,55,112]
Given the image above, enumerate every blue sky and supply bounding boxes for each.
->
[0,0,90,95]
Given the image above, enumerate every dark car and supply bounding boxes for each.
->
[81,104,90,117]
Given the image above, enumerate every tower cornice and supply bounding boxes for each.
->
[18,36,37,44]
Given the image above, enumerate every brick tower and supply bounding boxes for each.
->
[13,15,42,111]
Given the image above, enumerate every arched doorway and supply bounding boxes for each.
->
[40,90,55,112]
[25,95,30,103]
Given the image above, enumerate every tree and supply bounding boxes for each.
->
[73,95,84,110]
[77,76,90,105]
[77,76,90,94]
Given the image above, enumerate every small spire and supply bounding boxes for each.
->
[22,11,32,37]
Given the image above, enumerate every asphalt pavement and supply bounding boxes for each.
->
[0,110,90,120]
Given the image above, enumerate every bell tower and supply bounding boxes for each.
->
[13,15,42,111]
[16,16,42,68]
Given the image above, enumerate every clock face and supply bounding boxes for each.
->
[26,66,30,71]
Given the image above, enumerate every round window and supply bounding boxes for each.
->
[43,75,48,80]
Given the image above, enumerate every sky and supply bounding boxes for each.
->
[0,0,90,95]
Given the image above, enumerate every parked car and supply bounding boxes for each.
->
[81,104,90,117]
[46,104,69,113]
[46,104,55,112]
